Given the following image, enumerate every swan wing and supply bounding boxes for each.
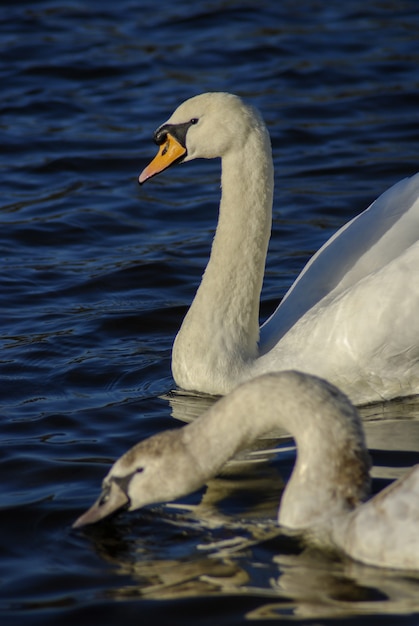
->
[255,238,419,403]
[340,465,419,569]
[260,173,419,352]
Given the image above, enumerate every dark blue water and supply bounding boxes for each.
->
[2,1,419,624]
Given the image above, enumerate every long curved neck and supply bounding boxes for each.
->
[172,126,273,394]
[180,372,371,530]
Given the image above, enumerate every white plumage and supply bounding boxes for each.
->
[140,93,419,405]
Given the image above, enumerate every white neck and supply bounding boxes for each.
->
[180,372,371,532]
[172,126,274,394]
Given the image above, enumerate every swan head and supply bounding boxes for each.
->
[72,428,204,528]
[138,92,267,183]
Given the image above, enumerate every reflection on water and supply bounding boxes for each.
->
[360,398,419,482]
[80,493,419,621]
[249,548,419,620]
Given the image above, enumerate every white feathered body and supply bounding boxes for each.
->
[141,92,419,403]
[332,465,419,569]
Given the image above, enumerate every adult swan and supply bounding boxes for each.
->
[139,92,419,405]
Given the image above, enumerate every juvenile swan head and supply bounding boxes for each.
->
[72,428,209,528]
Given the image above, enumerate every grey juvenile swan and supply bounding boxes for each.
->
[73,371,419,570]
[139,92,419,405]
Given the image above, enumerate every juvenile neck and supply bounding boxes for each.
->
[180,372,371,529]
[172,126,273,394]
[278,389,371,531]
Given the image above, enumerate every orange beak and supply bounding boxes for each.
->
[139,133,186,184]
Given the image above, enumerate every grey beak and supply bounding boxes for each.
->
[72,481,129,529]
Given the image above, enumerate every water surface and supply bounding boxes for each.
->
[2,1,419,624]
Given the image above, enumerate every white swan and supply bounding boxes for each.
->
[138,92,419,405]
[73,371,419,570]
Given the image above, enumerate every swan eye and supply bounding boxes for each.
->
[135,467,144,474]
[190,118,199,125]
